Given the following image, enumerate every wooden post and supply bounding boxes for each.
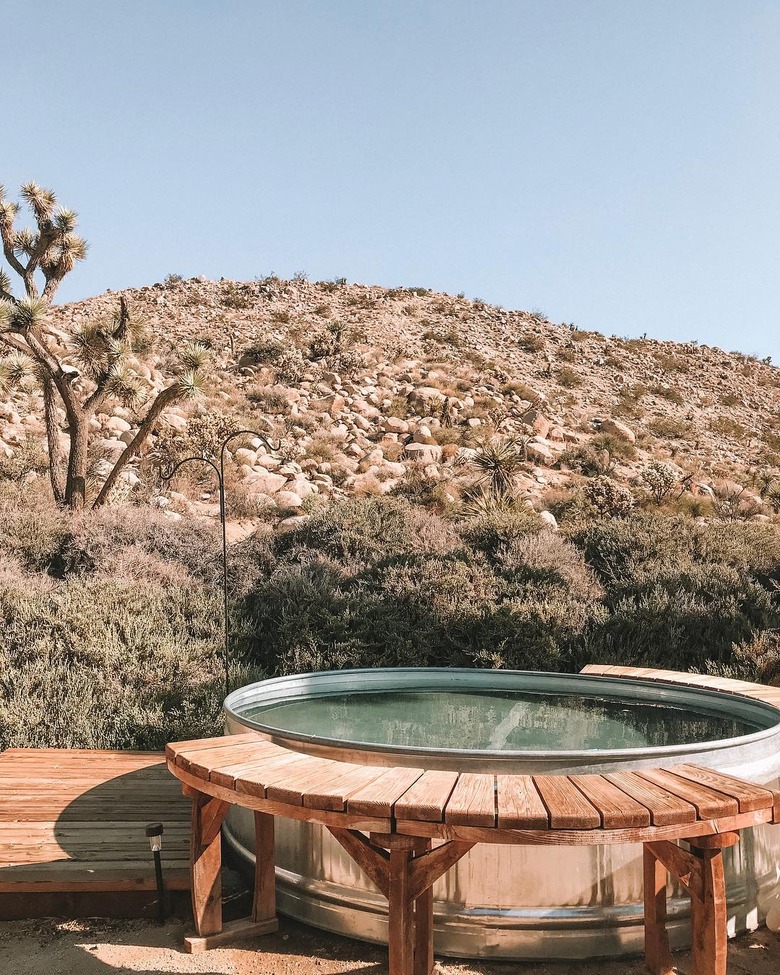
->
[252,811,276,923]
[413,839,434,975]
[189,792,228,937]
[388,839,416,975]
[643,844,674,975]
[688,840,730,975]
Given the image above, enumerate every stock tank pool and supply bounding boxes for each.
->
[223,668,780,959]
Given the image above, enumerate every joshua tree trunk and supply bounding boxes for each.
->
[64,411,88,510]
[42,376,66,506]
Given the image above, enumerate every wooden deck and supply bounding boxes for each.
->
[0,748,190,918]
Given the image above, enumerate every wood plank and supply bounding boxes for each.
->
[533,776,601,829]
[670,765,777,814]
[301,764,389,812]
[602,772,698,826]
[496,775,549,829]
[245,755,336,802]
[393,770,459,822]
[635,769,738,820]
[574,774,651,829]
[347,767,425,818]
[165,734,258,762]
[444,774,496,827]
[207,747,305,788]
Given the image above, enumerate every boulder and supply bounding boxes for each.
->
[600,418,636,443]
[404,443,443,464]
[244,471,287,494]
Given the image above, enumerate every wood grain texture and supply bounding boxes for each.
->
[496,775,549,829]
[533,776,601,829]
[604,772,698,827]
[635,769,738,820]
[573,774,651,829]
[393,770,459,823]
[0,749,190,908]
[444,774,496,827]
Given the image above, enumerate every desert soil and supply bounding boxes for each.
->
[1,915,778,975]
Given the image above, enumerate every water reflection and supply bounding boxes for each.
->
[246,689,761,751]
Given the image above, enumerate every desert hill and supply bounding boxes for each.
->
[3,274,779,525]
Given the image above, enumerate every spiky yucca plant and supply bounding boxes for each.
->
[0,182,206,509]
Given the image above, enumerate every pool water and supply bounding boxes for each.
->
[245,688,761,752]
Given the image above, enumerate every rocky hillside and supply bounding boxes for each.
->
[3,275,780,527]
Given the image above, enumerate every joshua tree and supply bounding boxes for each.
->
[0,181,206,509]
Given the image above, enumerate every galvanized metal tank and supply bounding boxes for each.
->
[223,668,780,960]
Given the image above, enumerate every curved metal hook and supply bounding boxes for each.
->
[159,455,221,483]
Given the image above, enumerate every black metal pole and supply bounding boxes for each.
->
[161,431,280,701]
[153,848,165,922]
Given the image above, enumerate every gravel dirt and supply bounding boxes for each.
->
[1,915,778,975]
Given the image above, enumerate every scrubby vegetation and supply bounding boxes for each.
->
[3,487,780,751]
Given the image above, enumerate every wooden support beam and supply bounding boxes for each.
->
[185,916,278,954]
[252,812,277,925]
[388,844,414,975]
[189,792,229,938]
[408,841,475,902]
[328,828,390,898]
[645,840,703,899]
[688,842,728,975]
[413,839,434,975]
[643,845,674,975]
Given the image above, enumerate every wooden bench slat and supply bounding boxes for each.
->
[209,748,311,789]
[263,757,342,805]
[605,772,697,826]
[302,764,390,812]
[671,764,777,813]
[393,770,459,822]
[184,741,281,778]
[635,769,739,819]
[573,774,651,828]
[533,776,601,829]
[346,767,425,817]
[166,734,258,763]
[445,774,496,827]
[234,753,331,799]
[496,775,549,829]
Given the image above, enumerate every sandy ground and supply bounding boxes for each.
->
[1,915,779,975]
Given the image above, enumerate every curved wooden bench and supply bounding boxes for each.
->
[166,719,780,975]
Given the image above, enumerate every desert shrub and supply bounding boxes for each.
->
[0,440,49,481]
[517,332,546,353]
[651,385,685,405]
[583,476,635,516]
[49,508,221,582]
[570,514,780,671]
[647,416,693,439]
[556,366,582,388]
[0,578,230,749]
[640,460,680,504]
[237,497,598,676]
[0,490,68,571]
[708,630,780,685]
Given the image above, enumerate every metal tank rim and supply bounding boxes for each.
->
[223,666,780,770]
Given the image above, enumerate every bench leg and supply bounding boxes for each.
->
[184,792,278,953]
[413,840,434,975]
[689,844,728,975]
[252,811,277,924]
[388,844,415,975]
[189,792,228,938]
[643,845,674,975]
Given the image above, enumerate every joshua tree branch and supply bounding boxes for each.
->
[92,384,183,508]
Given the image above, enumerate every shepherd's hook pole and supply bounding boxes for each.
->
[161,430,280,701]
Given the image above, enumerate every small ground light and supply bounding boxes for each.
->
[145,822,165,922]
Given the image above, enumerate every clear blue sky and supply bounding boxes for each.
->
[4,1,780,358]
